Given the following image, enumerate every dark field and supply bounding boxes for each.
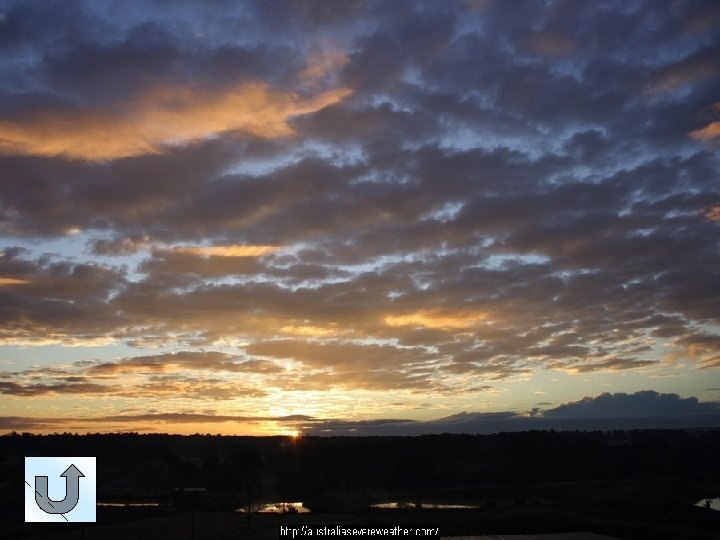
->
[2,430,719,539]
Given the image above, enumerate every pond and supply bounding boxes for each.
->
[695,498,719,511]
[97,502,161,507]
[236,501,311,513]
[371,501,481,510]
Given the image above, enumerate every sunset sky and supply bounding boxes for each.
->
[1,0,719,436]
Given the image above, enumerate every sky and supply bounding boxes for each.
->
[1,0,719,436]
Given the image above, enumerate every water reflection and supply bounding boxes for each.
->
[236,501,310,513]
[695,498,719,511]
[371,501,480,510]
[97,502,161,507]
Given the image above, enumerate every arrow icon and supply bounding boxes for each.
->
[35,464,84,515]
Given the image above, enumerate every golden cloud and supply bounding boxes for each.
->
[384,309,488,330]
[168,244,280,257]
[0,83,352,161]
[690,121,720,141]
[279,324,338,337]
[0,277,28,285]
[704,205,720,222]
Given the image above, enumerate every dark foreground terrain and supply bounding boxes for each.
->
[1,429,718,539]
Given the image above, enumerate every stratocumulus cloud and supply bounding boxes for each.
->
[0,0,719,434]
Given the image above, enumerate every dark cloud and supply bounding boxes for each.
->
[0,351,274,400]
[544,390,720,418]
[0,375,265,400]
[0,380,109,397]
[85,351,284,375]
[0,416,61,432]
[299,391,720,436]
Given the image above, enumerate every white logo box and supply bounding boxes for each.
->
[25,456,96,523]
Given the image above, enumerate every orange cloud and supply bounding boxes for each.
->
[300,48,350,87]
[653,63,716,94]
[690,121,720,141]
[0,83,352,161]
[704,206,720,222]
[0,277,29,285]
[168,244,280,257]
[384,309,488,329]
